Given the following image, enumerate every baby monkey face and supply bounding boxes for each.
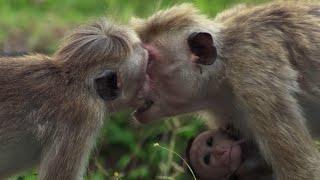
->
[189,130,242,180]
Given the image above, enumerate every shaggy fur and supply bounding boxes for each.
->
[132,1,320,180]
[0,19,141,179]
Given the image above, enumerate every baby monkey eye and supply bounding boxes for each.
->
[206,137,213,146]
[203,153,211,165]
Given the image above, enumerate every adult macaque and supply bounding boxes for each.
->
[0,19,148,179]
[132,2,320,180]
[186,127,274,180]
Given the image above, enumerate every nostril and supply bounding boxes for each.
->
[213,146,227,158]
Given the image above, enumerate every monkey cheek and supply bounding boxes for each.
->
[229,147,242,170]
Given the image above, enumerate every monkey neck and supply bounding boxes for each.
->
[207,82,252,137]
[207,80,233,112]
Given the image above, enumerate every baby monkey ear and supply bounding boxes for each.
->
[95,70,120,101]
[188,32,217,65]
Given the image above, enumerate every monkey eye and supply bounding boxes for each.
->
[203,153,211,165]
[206,137,213,146]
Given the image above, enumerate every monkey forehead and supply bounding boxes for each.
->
[126,28,141,44]
[192,130,232,147]
[89,19,140,47]
[131,3,213,42]
[89,20,140,57]
[195,130,218,141]
[191,130,216,149]
[54,19,142,65]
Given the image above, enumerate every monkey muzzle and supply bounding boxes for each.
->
[133,98,154,123]
[133,94,155,123]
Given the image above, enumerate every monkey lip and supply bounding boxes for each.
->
[219,150,232,165]
[137,99,154,113]
[216,145,242,170]
[133,99,154,123]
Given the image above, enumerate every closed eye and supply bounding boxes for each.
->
[206,137,213,146]
[203,153,211,165]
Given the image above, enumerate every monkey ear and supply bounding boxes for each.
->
[187,32,217,65]
[94,70,120,101]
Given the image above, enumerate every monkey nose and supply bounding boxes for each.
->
[212,146,227,159]
[142,44,157,62]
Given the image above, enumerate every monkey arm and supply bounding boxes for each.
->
[228,58,320,180]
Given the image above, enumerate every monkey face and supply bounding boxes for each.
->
[55,20,149,113]
[99,43,149,112]
[133,29,224,123]
[188,130,242,180]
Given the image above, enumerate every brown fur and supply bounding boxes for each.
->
[132,2,320,180]
[0,19,146,179]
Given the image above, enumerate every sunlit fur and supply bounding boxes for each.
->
[132,2,320,180]
[0,19,146,179]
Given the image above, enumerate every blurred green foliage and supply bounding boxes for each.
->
[0,0,269,179]
[0,0,267,54]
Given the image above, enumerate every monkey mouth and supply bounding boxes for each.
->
[136,99,154,113]
[133,45,156,123]
[133,98,154,123]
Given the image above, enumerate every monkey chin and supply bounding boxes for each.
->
[131,58,156,123]
[133,101,153,123]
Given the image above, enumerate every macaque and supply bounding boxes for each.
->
[0,19,148,179]
[186,127,274,180]
[132,2,320,180]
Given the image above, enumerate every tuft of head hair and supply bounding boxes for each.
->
[54,19,138,68]
[131,3,212,42]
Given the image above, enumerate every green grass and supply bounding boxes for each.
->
[1,0,269,179]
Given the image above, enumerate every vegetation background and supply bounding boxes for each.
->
[0,0,287,179]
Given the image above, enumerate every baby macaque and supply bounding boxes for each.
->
[186,127,274,180]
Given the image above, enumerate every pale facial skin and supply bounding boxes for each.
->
[189,130,242,180]
[104,43,149,112]
[133,30,223,123]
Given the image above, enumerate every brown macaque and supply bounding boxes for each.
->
[132,2,320,180]
[186,128,274,180]
[0,19,148,179]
